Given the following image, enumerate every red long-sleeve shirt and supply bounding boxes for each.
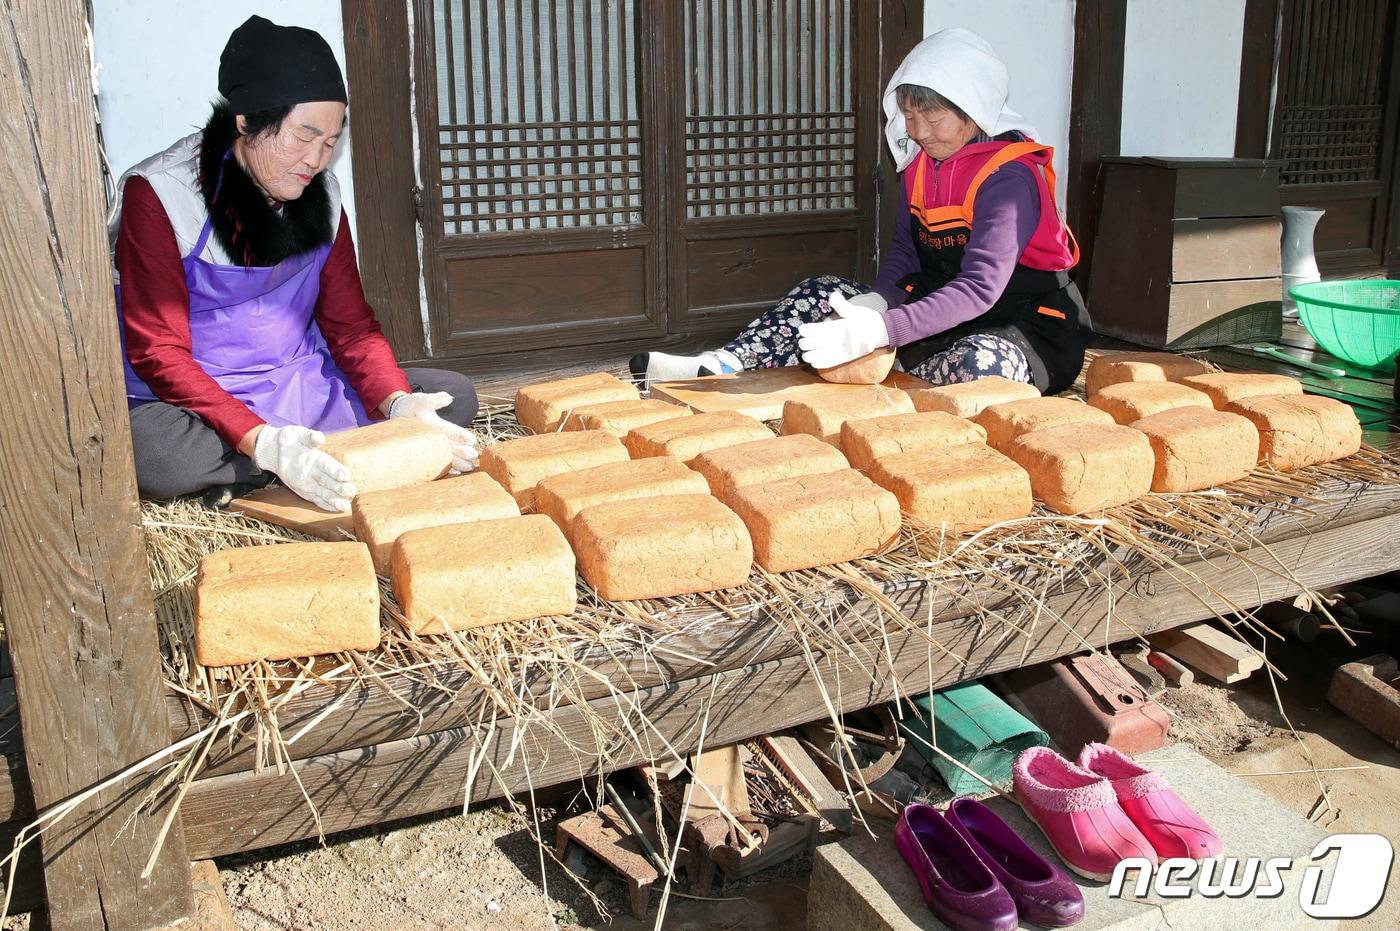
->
[115,175,411,447]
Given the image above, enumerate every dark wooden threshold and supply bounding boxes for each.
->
[401,327,744,398]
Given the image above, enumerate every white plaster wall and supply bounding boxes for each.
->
[1120,0,1245,157]
[921,1,1077,208]
[92,2,356,226]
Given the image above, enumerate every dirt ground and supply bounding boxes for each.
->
[202,615,1399,931]
[5,603,1394,930]
[1158,618,1400,931]
[208,797,811,931]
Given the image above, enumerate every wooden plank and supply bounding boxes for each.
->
[759,735,852,833]
[685,231,858,313]
[877,0,925,271]
[1173,162,1282,220]
[1164,278,1284,347]
[1149,622,1266,683]
[227,485,354,541]
[1085,161,1174,327]
[340,0,426,359]
[1171,217,1283,282]
[439,246,662,351]
[651,366,930,421]
[1388,8,1400,273]
[0,2,193,925]
[1282,184,1382,264]
[176,508,1400,858]
[157,472,1400,781]
[689,746,749,819]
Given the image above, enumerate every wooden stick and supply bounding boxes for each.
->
[1146,650,1195,686]
[603,782,669,877]
[1149,623,1264,684]
[1235,765,1371,777]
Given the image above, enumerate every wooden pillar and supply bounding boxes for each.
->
[0,2,194,928]
[876,0,925,269]
[341,0,428,363]
[1234,0,1280,159]
[1067,0,1127,295]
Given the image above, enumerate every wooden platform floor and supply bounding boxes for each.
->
[0,334,1395,864]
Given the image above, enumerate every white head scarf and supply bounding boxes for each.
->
[882,28,1039,172]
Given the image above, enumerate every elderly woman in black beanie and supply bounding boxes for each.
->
[111,15,478,512]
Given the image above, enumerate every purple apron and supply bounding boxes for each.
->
[121,196,369,433]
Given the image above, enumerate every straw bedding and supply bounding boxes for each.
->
[117,384,1399,871]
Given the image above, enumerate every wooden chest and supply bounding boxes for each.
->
[1089,157,1284,348]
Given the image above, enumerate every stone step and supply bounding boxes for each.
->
[807,745,1341,931]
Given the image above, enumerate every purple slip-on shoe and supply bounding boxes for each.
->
[895,803,1019,931]
[947,797,1086,928]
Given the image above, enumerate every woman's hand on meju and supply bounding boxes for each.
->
[250,424,358,512]
[797,291,892,368]
[388,391,481,473]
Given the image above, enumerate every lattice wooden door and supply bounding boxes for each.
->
[1272,0,1400,271]
[668,0,879,334]
[416,0,665,358]
[414,0,881,359]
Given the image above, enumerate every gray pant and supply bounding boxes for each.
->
[129,367,478,499]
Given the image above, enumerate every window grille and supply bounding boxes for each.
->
[1276,0,1389,185]
[432,0,643,233]
[684,0,856,218]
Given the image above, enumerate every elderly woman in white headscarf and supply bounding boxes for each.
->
[633,28,1091,394]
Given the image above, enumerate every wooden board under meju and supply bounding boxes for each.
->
[230,485,355,541]
[651,366,932,421]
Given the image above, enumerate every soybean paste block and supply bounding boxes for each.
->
[195,541,380,666]
[572,494,753,601]
[1224,394,1361,471]
[727,469,901,572]
[391,515,576,633]
[515,372,640,433]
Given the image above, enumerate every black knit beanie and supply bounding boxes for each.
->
[218,15,347,113]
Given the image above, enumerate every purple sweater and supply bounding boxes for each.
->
[871,161,1041,348]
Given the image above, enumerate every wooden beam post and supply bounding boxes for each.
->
[341,0,428,362]
[0,2,194,928]
[876,0,925,271]
[1234,0,1280,158]
[1067,0,1127,295]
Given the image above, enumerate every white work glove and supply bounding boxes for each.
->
[846,291,890,313]
[389,391,480,473]
[252,425,357,512]
[798,291,892,369]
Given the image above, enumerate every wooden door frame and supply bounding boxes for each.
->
[1235,0,1280,159]
[1066,0,1128,296]
[342,0,427,362]
[875,0,924,279]
[411,0,672,362]
[1385,8,1400,273]
[664,0,889,342]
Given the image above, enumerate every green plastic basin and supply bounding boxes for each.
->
[1290,279,1400,371]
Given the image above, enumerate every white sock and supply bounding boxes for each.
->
[630,349,742,384]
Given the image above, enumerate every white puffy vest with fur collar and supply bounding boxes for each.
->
[106,131,342,283]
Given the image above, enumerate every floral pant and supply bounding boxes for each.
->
[721,275,1032,385]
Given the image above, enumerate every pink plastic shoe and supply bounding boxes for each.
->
[1079,743,1222,860]
[1013,746,1157,881]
